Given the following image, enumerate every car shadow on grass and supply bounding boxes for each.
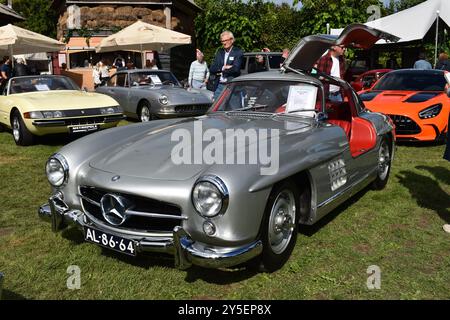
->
[397,168,450,224]
[1,128,83,146]
[61,227,176,269]
[61,227,85,244]
[396,140,446,147]
[101,249,176,269]
[60,224,258,282]
[2,289,27,300]
[100,248,259,284]
[36,133,92,146]
[184,265,258,285]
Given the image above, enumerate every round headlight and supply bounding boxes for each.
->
[45,154,69,187]
[159,95,169,105]
[192,176,228,217]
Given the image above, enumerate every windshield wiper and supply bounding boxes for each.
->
[286,109,317,114]
[233,104,268,111]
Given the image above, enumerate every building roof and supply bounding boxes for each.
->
[52,0,202,11]
[0,3,25,24]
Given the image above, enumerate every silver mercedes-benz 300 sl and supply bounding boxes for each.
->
[39,24,399,272]
[96,69,213,122]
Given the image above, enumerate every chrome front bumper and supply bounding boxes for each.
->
[39,194,262,270]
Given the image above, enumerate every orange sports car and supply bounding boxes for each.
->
[360,69,450,142]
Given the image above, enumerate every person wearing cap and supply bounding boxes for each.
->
[188,49,210,90]
[315,44,346,101]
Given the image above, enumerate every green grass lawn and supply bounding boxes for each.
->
[0,123,449,299]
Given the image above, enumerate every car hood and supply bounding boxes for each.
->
[11,90,118,109]
[363,91,445,112]
[135,86,212,103]
[284,24,400,71]
[89,113,312,180]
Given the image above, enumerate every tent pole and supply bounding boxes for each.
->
[9,44,14,68]
[435,10,440,67]
[140,43,144,69]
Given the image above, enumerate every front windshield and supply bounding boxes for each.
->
[9,76,79,94]
[213,80,321,116]
[372,71,447,91]
[129,71,180,87]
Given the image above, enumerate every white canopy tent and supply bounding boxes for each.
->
[331,0,450,43]
[95,20,191,53]
[0,24,66,56]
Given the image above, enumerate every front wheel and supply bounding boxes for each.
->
[138,101,156,122]
[371,136,392,190]
[11,110,34,146]
[257,180,300,272]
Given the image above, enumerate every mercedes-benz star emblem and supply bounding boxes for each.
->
[100,194,133,226]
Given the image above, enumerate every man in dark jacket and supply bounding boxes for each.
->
[209,31,244,101]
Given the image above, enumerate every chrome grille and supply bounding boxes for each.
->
[175,104,210,113]
[388,115,421,135]
[65,115,121,126]
[79,186,183,232]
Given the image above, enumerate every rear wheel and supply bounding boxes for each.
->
[138,101,155,122]
[11,109,34,146]
[372,136,392,190]
[257,180,300,272]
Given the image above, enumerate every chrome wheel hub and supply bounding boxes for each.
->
[378,141,390,180]
[268,190,296,254]
[141,106,150,122]
[12,117,20,142]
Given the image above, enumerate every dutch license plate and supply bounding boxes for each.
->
[84,226,136,256]
[69,124,99,134]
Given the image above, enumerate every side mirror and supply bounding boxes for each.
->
[317,112,328,122]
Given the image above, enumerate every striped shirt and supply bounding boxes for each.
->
[188,60,210,85]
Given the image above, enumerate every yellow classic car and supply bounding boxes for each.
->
[0,75,124,145]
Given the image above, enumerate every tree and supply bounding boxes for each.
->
[296,0,386,37]
[1,0,57,38]
[195,0,302,62]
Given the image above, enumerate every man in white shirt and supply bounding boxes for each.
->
[316,44,346,102]
[188,49,210,89]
